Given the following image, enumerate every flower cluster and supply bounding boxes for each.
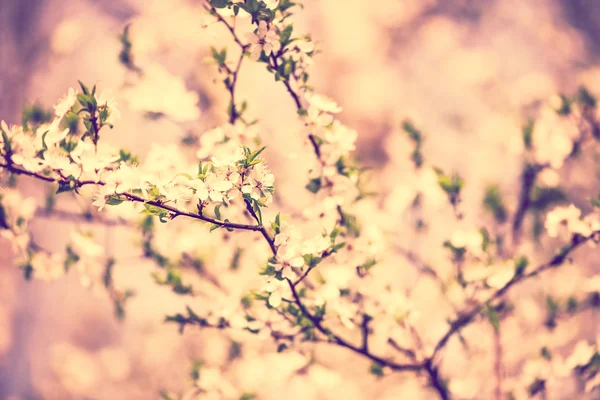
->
[545,204,600,239]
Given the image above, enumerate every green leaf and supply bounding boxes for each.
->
[210,224,221,232]
[249,0,260,12]
[1,130,12,154]
[514,256,528,276]
[210,0,230,8]
[211,46,227,65]
[248,146,267,163]
[522,119,534,150]
[483,184,507,223]
[253,200,263,225]
[577,86,596,108]
[78,80,90,95]
[77,93,96,110]
[175,172,194,180]
[106,195,124,206]
[280,24,293,44]
[566,296,578,313]
[369,362,384,377]
[306,178,321,194]
[271,213,281,234]
[483,302,500,331]
[332,242,346,252]
[434,168,464,206]
[540,346,552,360]
[402,120,422,143]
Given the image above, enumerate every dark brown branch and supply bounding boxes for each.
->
[423,359,450,400]
[361,313,371,351]
[1,162,272,239]
[285,277,422,372]
[206,4,247,49]
[431,231,598,360]
[387,338,417,360]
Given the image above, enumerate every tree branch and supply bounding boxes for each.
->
[431,231,598,360]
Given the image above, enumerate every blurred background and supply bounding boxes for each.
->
[1,0,600,399]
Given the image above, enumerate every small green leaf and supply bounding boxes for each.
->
[306,178,321,194]
[78,80,90,95]
[106,196,124,206]
[483,302,500,331]
[280,24,293,44]
[483,184,507,223]
[522,119,534,150]
[369,362,384,377]
[514,256,528,276]
[210,0,230,8]
[540,346,552,360]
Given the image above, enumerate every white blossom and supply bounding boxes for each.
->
[246,21,281,61]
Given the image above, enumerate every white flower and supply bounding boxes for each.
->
[275,247,304,279]
[163,179,193,204]
[246,21,281,61]
[0,188,37,229]
[486,261,515,289]
[263,0,279,9]
[71,140,120,174]
[566,340,596,369]
[42,148,76,174]
[241,164,275,200]
[585,275,600,293]
[1,120,22,139]
[54,87,77,118]
[545,205,589,238]
[104,162,140,194]
[0,230,30,255]
[197,127,226,160]
[192,175,232,203]
[31,252,65,281]
[144,171,174,197]
[263,278,289,308]
[10,134,44,172]
[36,119,69,148]
[92,186,112,211]
[305,92,342,114]
[306,105,333,133]
[70,232,104,258]
[533,106,578,169]
[224,120,259,143]
[320,120,358,164]
[586,373,600,393]
[290,40,315,69]
[211,146,245,167]
[302,235,330,255]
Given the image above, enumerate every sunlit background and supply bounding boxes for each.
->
[1,0,600,399]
